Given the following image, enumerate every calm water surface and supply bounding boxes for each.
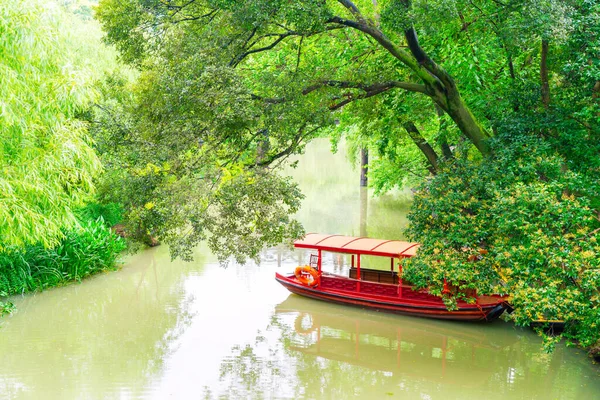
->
[1,140,599,399]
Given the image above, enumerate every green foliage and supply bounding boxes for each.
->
[0,215,126,298]
[94,0,600,352]
[405,134,600,348]
[94,0,329,261]
[0,0,122,250]
[0,301,15,317]
[76,202,124,228]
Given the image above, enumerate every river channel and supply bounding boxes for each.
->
[1,140,599,399]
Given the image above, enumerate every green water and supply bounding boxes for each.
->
[0,139,598,399]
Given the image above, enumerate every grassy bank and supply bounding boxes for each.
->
[0,205,126,314]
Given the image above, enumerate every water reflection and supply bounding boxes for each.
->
[0,246,203,399]
[278,295,517,375]
[286,140,412,239]
[219,294,600,400]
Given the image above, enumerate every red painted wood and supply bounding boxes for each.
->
[275,273,509,322]
[356,255,361,292]
[317,249,322,274]
[295,243,415,259]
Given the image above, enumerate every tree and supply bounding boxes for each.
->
[0,0,120,250]
[95,0,600,351]
[94,0,492,258]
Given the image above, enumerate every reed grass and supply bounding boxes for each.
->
[0,204,126,299]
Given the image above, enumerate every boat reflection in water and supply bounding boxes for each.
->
[217,294,599,399]
[276,295,518,386]
[266,294,600,399]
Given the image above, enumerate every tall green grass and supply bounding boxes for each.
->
[76,202,124,228]
[0,204,126,298]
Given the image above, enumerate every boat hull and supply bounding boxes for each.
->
[275,273,509,322]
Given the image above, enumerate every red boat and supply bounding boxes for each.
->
[275,233,510,321]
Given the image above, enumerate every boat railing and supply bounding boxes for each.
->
[320,272,432,300]
[321,271,415,288]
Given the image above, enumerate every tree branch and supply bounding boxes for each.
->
[403,121,439,174]
[295,36,304,73]
[337,0,363,19]
[255,124,314,167]
[230,26,344,67]
[327,16,438,87]
[435,104,454,159]
[403,27,453,89]
[171,8,218,24]
[251,79,426,109]
[230,32,295,67]
[302,80,426,96]
[250,94,286,104]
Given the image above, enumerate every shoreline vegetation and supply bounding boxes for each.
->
[0,0,127,322]
[0,203,126,317]
[0,0,598,364]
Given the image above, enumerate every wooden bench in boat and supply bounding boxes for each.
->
[349,267,399,284]
[322,272,442,302]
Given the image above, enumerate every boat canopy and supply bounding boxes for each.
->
[294,233,420,258]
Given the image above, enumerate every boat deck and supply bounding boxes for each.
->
[320,273,469,305]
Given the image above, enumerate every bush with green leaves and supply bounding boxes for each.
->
[76,202,125,228]
[404,134,600,351]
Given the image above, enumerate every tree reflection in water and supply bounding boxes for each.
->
[0,246,200,399]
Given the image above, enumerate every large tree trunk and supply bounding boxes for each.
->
[329,3,495,157]
[330,14,493,156]
[439,89,491,156]
[403,27,492,156]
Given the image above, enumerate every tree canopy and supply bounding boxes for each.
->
[95,0,599,350]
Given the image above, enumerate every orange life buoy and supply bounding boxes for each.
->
[294,265,319,287]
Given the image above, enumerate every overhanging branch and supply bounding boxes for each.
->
[251,80,426,111]
[230,26,345,68]
[327,16,438,88]
[302,80,426,96]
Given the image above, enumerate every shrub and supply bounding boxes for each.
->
[76,202,124,228]
[405,134,600,350]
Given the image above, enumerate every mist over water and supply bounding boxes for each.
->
[1,139,598,399]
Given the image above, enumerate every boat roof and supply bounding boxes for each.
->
[294,233,420,258]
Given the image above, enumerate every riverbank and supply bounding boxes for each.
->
[591,343,600,362]
[0,212,125,315]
